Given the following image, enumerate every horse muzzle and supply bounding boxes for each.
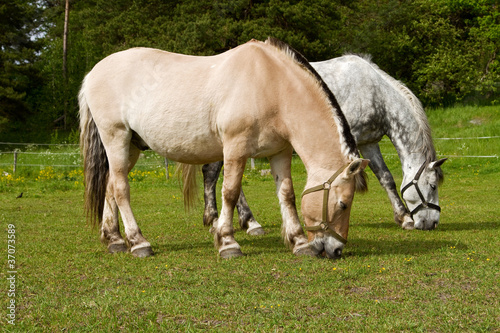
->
[309,235,345,259]
[413,210,440,230]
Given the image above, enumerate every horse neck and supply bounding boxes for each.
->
[282,98,351,183]
[383,91,436,184]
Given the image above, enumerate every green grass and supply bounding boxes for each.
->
[1,105,499,331]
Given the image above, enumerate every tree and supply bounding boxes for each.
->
[336,0,500,106]
[0,0,42,129]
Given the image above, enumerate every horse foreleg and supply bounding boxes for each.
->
[269,148,314,256]
[215,158,246,259]
[359,144,414,230]
[203,161,265,235]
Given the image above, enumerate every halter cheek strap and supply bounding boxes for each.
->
[401,162,441,218]
[301,164,349,245]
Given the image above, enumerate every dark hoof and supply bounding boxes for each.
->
[131,246,154,258]
[294,246,317,257]
[108,243,128,254]
[247,227,265,236]
[219,248,245,259]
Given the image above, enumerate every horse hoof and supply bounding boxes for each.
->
[402,221,415,230]
[247,227,265,236]
[294,246,317,257]
[108,243,128,254]
[219,248,245,259]
[131,246,154,258]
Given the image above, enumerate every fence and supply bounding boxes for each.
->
[0,136,498,174]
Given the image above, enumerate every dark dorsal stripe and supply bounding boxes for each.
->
[265,37,359,158]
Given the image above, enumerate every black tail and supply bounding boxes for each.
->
[79,82,109,227]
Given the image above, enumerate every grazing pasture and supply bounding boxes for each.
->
[1,106,499,331]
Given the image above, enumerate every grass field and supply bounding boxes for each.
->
[1,106,499,331]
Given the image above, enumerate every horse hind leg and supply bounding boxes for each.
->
[236,189,265,235]
[103,133,153,257]
[100,144,143,254]
[202,162,222,230]
[101,193,127,253]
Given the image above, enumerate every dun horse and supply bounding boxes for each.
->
[79,38,368,259]
[203,55,446,234]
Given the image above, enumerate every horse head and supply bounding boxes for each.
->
[301,159,369,259]
[401,158,447,230]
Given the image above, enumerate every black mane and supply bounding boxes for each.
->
[265,37,359,158]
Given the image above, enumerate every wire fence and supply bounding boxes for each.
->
[0,136,498,172]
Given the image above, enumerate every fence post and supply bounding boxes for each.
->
[164,158,169,180]
[13,150,18,174]
[250,158,255,170]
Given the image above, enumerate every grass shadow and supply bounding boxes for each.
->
[347,239,467,257]
[437,220,500,231]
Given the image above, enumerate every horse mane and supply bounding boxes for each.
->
[355,54,443,183]
[265,37,359,160]
[357,55,435,159]
[265,38,367,192]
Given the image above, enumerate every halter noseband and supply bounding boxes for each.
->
[301,164,349,245]
[401,162,441,218]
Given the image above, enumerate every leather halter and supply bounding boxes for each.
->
[301,164,349,245]
[401,162,441,218]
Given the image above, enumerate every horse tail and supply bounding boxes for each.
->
[79,79,109,227]
[177,163,199,211]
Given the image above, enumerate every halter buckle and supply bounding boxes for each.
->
[323,182,331,190]
[319,221,329,231]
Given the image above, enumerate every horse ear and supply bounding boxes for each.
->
[429,158,447,170]
[343,158,370,178]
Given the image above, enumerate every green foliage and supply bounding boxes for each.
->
[0,0,43,125]
[2,0,499,136]
[338,0,499,106]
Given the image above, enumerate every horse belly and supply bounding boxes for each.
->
[133,107,223,164]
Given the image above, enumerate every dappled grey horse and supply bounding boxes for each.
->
[202,55,445,232]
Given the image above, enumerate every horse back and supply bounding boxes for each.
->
[82,43,292,164]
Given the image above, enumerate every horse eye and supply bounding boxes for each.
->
[430,184,437,191]
[339,201,348,210]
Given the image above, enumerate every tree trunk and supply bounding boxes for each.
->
[62,0,69,130]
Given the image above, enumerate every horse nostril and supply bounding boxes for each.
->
[334,248,343,258]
